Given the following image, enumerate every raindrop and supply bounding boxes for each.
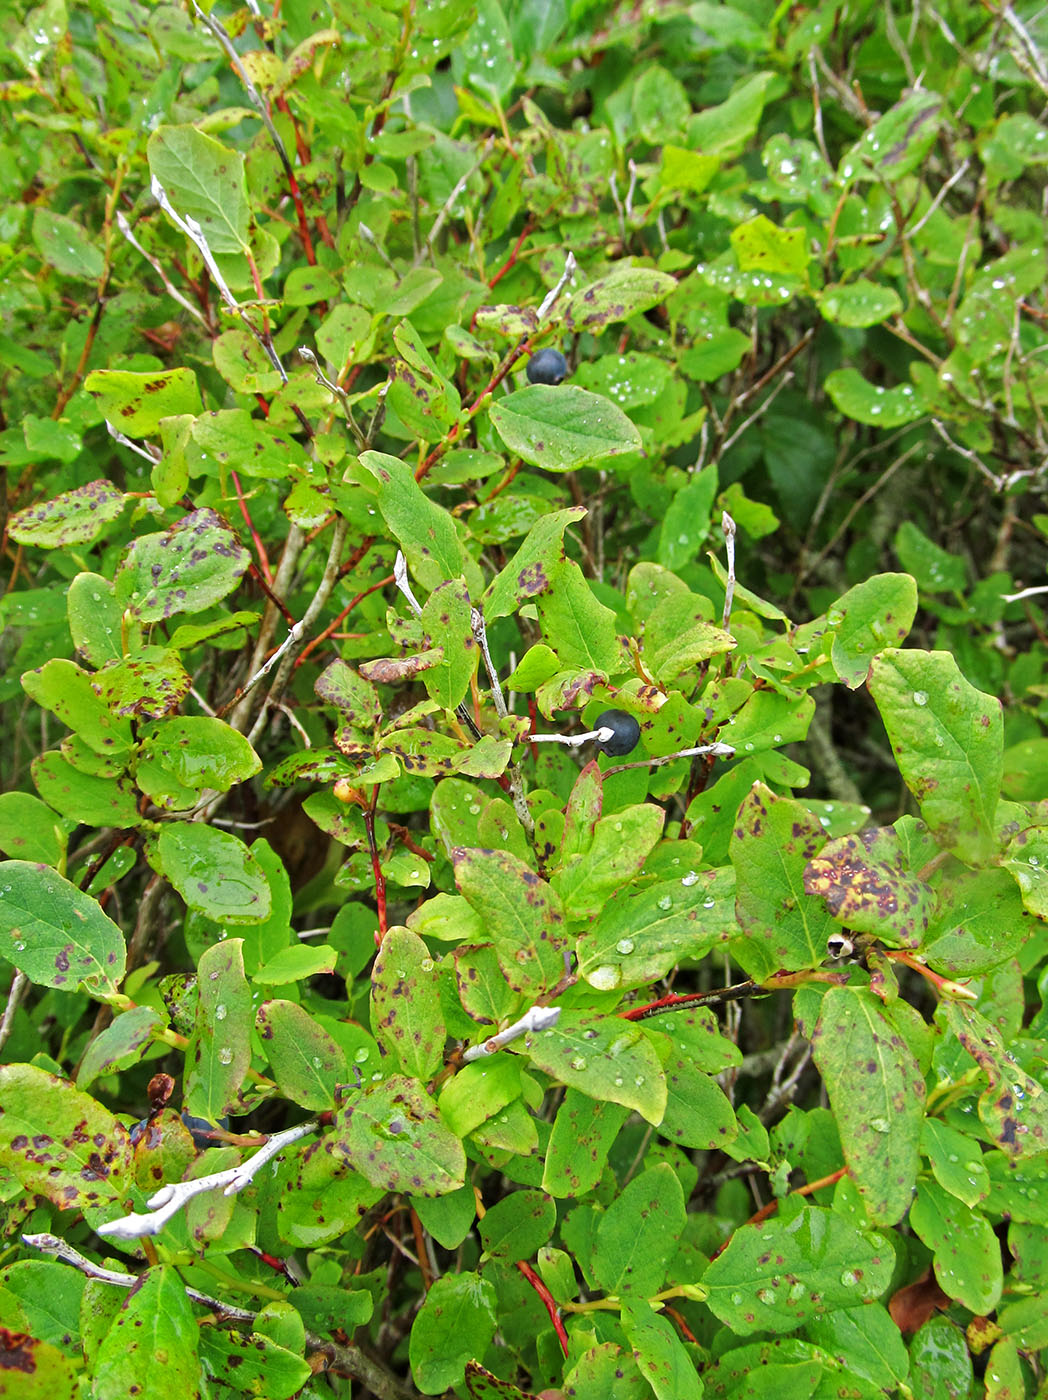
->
[657,894,673,911]
[681,871,699,887]
[218,1047,233,1065]
[616,938,635,955]
[215,1004,227,1021]
[570,1055,587,1071]
[912,691,928,706]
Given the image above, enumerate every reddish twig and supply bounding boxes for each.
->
[516,1261,569,1356]
[295,571,394,668]
[232,471,273,586]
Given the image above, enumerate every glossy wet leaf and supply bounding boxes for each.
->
[359,450,465,590]
[91,1266,199,1400]
[331,1074,465,1196]
[868,649,1002,863]
[66,573,123,668]
[256,999,347,1111]
[564,267,676,332]
[185,939,252,1121]
[371,927,446,1081]
[138,717,261,796]
[155,823,272,923]
[620,1297,702,1400]
[512,1009,667,1124]
[839,91,942,182]
[94,646,192,720]
[542,1090,629,1198]
[804,826,934,946]
[825,369,925,427]
[0,861,125,994]
[941,1000,1048,1157]
[479,1188,556,1261]
[809,986,925,1225]
[76,1006,161,1089]
[827,572,918,688]
[703,1205,895,1334]
[909,1177,1002,1313]
[818,279,902,327]
[489,386,641,471]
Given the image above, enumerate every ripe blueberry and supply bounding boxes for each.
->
[593,709,641,758]
[182,1112,223,1150]
[526,347,568,385]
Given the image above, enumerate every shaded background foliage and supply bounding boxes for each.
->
[1,0,1048,1397]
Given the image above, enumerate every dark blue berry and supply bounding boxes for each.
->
[593,710,641,757]
[526,347,568,385]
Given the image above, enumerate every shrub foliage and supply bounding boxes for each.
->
[1,0,1048,1396]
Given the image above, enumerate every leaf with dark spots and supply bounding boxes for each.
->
[0,860,125,994]
[115,508,249,624]
[371,928,445,1081]
[941,1000,1048,1157]
[8,479,128,550]
[804,826,934,947]
[315,658,383,728]
[564,267,676,332]
[452,846,567,995]
[359,649,444,684]
[0,1063,132,1210]
[330,1075,464,1195]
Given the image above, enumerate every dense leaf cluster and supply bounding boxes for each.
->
[1,0,1047,1397]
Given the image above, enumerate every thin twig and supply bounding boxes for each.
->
[0,971,27,1055]
[462,1005,561,1062]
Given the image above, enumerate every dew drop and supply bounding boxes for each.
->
[681,871,699,887]
[912,690,928,706]
[657,894,673,911]
[616,938,635,955]
[218,1047,233,1065]
[215,1004,227,1021]
[570,1055,588,1071]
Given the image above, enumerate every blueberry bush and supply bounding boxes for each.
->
[1,0,1048,1396]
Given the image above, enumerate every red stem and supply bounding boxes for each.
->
[232,471,273,586]
[516,1261,569,1356]
[295,570,394,668]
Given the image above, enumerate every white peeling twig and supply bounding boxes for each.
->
[527,726,614,749]
[931,418,1003,489]
[151,177,238,313]
[537,252,578,321]
[298,348,366,449]
[97,1120,318,1241]
[236,621,305,705]
[393,550,424,619]
[463,1005,561,1062]
[0,971,27,1056]
[721,512,737,631]
[23,1232,258,1321]
[471,607,507,718]
[1002,584,1048,603]
[414,138,495,267]
[116,212,208,325]
[105,420,161,463]
[907,159,971,239]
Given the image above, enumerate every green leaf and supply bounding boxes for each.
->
[868,649,1002,863]
[358,450,465,591]
[253,943,336,985]
[679,327,749,381]
[534,560,622,673]
[257,999,348,1111]
[730,782,838,979]
[371,927,446,1081]
[83,368,202,437]
[555,803,665,922]
[657,467,718,570]
[482,507,587,619]
[67,573,123,668]
[827,572,918,687]
[703,1205,895,1335]
[1003,825,1048,919]
[76,1005,161,1088]
[198,1328,311,1400]
[804,1305,909,1393]
[421,580,477,710]
[909,1178,1002,1313]
[185,939,252,1120]
[922,1118,989,1207]
[490,386,641,471]
[138,717,261,797]
[22,659,133,755]
[190,409,309,479]
[688,72,773,156]
[452,847,568,996]
[333,1074,466,1195]
[0,1063,131,1210]
[577,866,735,992]
[0,792,66,866]
[825,369,925,427]
[115,508,250,623]
[564,267,677,333]
[817,280,903,327]
[731,215,809,278]
[0,860,125,993]
[894,521,967,593]
[31,752,140,828]
[92,1266,199,1400]
[8,480,127,549]
[438,1057,523,1137]
[94,646,192,720]
[512,1009,667,1124]
[839,91,942,182]
[593,1164,685,1295]
[808,986,925,1225]
[620,1297,702,1400]
[542,1090,629,1198]
[479,1188,556,1261]
[155,823,272,923]
[409,1272,498,1395]
[32,207,104,280]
